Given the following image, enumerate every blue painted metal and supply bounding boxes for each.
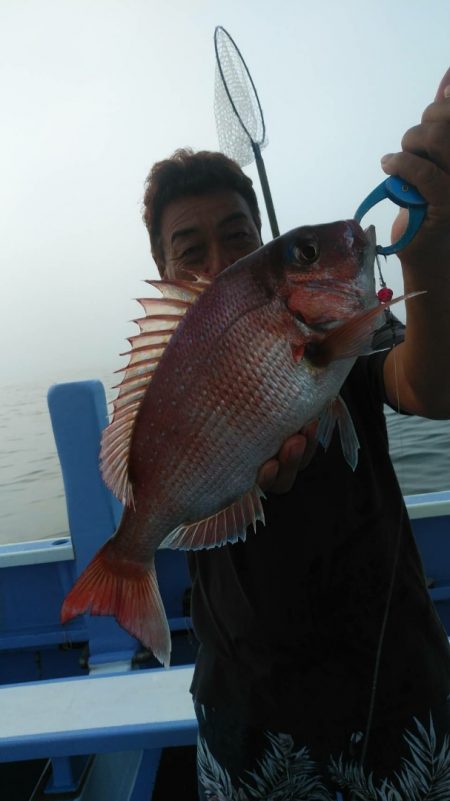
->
[43,755,91,794]
[47,380,122,564]
[408,510,450,633]
[46,380,194,669]
[0,560,84,649]
[354,175,427,255]
[47,380,137,667]
[1,719,197,764]
[129,750,162,801]
[0,540,87,683]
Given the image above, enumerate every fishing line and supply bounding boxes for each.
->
[359,499,405,770]
[358,255,406,772]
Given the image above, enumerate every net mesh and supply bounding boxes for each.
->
[214,27,267,167]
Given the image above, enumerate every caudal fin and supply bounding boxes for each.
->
[61,541,171,667]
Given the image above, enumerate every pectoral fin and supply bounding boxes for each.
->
[317,395,359,470]
[307,291,425,368]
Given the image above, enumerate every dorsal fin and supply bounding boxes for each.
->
[100,273,213,505]
[146,276,211,301]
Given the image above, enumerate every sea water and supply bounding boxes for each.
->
[1,375,449,547]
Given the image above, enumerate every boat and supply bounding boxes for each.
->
[0,380,198,800]
[1,379,449,800]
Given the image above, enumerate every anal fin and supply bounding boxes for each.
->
[160,485,266,551]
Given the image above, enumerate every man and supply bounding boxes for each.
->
[142,71,450,798]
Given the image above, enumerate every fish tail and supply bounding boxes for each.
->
[61,541,171,667]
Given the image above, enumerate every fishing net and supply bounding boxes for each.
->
[214,26,279,237]
[214,26,267,168]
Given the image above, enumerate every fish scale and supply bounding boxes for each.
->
[61,219,385,666]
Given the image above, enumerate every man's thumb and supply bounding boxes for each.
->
[434,67,450,102]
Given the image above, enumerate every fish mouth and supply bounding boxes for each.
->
[363,224,376,247]
[294,310,344,334]
[358,223,377,301]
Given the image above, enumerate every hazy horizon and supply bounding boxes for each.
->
[2,0,450,385]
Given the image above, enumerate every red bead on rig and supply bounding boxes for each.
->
[375,251,393,304]
[377,286,393,303]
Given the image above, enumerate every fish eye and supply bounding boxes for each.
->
[294,240,320,264]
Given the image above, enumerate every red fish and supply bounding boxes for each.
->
[61,220,396,666]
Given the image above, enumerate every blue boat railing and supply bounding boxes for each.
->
[0,380,194,679]
[406,490,450,629]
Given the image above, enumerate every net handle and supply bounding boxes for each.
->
[252,143,280,238]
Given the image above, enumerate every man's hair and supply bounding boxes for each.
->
[142,148,261,267]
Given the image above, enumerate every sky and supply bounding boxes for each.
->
[1,0,449,386]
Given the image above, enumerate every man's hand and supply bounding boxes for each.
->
[380,67,450,418]
[381,67,450,269]
[257,422,318,494]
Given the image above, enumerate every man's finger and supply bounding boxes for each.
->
[258,435,308,494]
[257,459,279,490]
[434,68,450,102]
[400,123,450,173]
[381,151,449,206]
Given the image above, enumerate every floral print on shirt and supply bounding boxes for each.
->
[197,714,450,801]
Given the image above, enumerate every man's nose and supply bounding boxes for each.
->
[205,242,230,276]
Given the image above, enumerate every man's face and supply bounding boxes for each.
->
[157,190,262,279]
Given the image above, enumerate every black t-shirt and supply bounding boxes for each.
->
[188,351,450,759]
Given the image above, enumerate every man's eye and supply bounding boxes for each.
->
[227,230,249,241]
[180,245,202,260]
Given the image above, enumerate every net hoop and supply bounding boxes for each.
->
[214,25,266,146]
